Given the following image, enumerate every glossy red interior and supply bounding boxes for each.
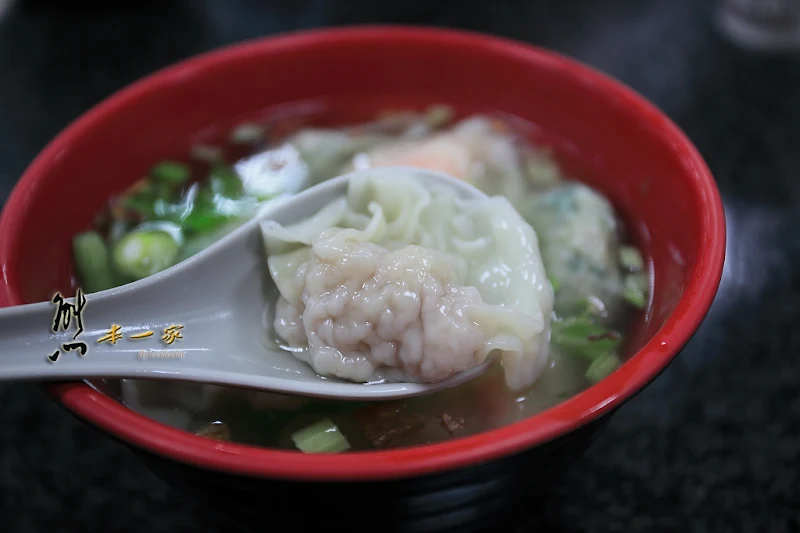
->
[0,26,725,481]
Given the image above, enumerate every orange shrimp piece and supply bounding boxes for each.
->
[365,135,474,180]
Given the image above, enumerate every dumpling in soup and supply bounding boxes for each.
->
[524,182,624,316]
[347,117,530,208]
[261,171,554,391]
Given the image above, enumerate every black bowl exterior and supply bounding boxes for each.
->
[135,414,611,533]
[44,381,617,531]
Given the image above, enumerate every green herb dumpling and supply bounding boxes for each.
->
[524,182,625,316]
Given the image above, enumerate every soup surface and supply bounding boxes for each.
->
[74,105,649,452]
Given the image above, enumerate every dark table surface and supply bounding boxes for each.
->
[0,0,798,531]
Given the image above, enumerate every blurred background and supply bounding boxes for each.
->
[0,1,798,532]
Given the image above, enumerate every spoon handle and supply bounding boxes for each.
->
[0,289,188,382]
[0,204,271,384]
[0,219,266,384]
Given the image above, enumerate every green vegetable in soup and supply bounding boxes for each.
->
[72,231,115,293]
[178,218,250,261]
[619,245,645,272]
[291,418,351,453]
[173,197,232,233]
[618,247,649,309]
[124,193,156,218]
[209,162,244,198]
[88,149,292,287]
[585,352,621,383]
[112,229,180,281]
[150,161,191,184]
[551,315,621,362]
[152,165,248,234]
[623,272,648,309]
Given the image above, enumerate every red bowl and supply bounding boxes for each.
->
[0,26,724,530]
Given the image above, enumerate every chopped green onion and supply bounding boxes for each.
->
[150,161,191,184]
[123,194,156,218]
[229,123,265,144]
[152,181,173,201]
[178,218,249,260]
[586,353,621,383]
[122,179,174,220]
[178,205,233,234]
[73,231,116,293]
[209,163,243,198]
[619,245,644,272]
[159,182,233,234]
[551,315,621,361]
[112,229,180,281]
[179,210,230,233]
[291,418,350,453]
[623,273,648,309]
[624,286,646,308]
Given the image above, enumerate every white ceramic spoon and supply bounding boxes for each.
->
[0,167,493,400]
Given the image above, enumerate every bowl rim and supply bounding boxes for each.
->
[0,24,725,482]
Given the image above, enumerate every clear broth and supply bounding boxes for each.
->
[81,101,648,452]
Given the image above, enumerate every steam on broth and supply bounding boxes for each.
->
[73,106,649,453]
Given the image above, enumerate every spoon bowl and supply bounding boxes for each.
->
[0,166,492,401]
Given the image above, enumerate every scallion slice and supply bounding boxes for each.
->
[73,231,115,293]
[291,418,350,454]
[586,353,621,383]
[150,161,191,184]
[112,229,180,281]
[551,316,621,361]
[619,245,644,272]
[623,273,648,309]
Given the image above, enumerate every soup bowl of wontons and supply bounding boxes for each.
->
[0,26,724,532]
